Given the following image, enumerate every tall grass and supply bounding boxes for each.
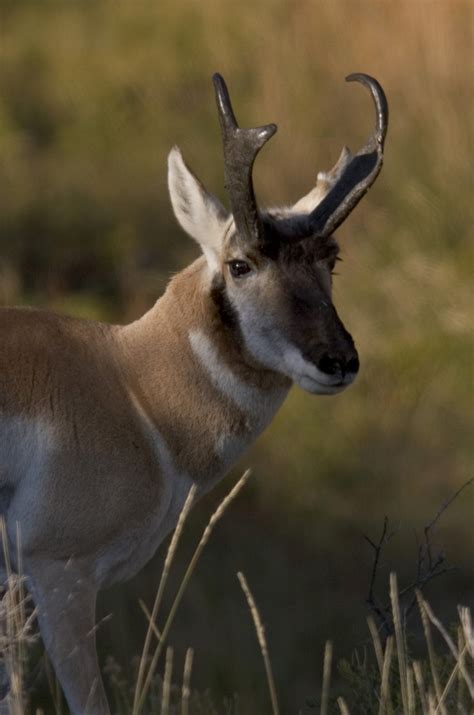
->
[0,520,37,715]
[0,499,472,714]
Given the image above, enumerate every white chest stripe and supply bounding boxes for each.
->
[188,329,268,415]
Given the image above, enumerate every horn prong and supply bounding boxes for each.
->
[307,73,389,239]
[345,73,389,147]
[212,73,238,135]
[212,73,277,246]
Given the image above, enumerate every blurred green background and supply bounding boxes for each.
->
[0,1,472,712]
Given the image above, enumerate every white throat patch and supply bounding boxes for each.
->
[189,329,266,414]
[188,329,288,464]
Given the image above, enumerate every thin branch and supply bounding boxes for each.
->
[364,517,396,636]
[423,478,473,570]
[365,517,388,603]
[364,479,473,637]
[424,478,473,535]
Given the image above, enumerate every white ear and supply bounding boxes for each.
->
[168,147,230,271]
[291,146,353,214]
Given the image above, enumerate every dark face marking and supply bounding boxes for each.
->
[210,275,240,332]
[274,235,358,379]
[217,216,358,387]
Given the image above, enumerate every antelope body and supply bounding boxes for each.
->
[0,73,388,714]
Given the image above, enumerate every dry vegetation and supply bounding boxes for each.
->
[0,0,472,712]
[0,481,473,713]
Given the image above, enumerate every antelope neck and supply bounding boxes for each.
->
[118,258,290,487]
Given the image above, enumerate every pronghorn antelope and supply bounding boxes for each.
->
[0,72,388,714]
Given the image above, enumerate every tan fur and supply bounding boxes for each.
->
[0,258,292,714]
[119,258,289,482]
[0,259,288,556]
[0,93,368,714]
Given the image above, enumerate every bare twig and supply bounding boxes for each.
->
[364,479,473,635]
[423,478,473,569]
[364,517,397,636]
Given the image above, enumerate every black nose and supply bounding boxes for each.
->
[317,352,359,377]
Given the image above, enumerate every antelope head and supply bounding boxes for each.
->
[168,73,388,395]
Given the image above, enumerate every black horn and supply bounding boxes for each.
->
[306,73,388,239]
[213,73,277,246]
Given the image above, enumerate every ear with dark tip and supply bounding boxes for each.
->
[305,73,388,239]
[212,73,277,248]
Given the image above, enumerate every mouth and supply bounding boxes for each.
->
[296,373,356,395]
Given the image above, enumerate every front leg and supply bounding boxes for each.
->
[27,558,110,715]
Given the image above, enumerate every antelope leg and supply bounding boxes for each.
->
[27,558,110,715]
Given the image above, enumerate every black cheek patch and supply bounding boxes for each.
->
[210,276,240,332]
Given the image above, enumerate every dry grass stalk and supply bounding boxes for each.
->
[237,571,279,715]
[457,606,473,712]
[389,573,408,713]
[320,640,333,715]
[1,510,471,715]
[458,606,473,657]
[161,646,173,715]
[406,664,415,714]
[336,695,350,715]
[0,519,37,715]
[416,590,445,714]
[181,647,194,715]
[420,596,474,701]
[367,615,384,676]
[435,641,469,713]
[456,625,465,712]
[135,470,251,713]
[413,660,428,715]
[378,635,393,715]
[138,600,162,643]
[133,485,196,713]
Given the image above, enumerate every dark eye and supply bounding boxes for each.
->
[328,255,341,276]
[227,260,251,278]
